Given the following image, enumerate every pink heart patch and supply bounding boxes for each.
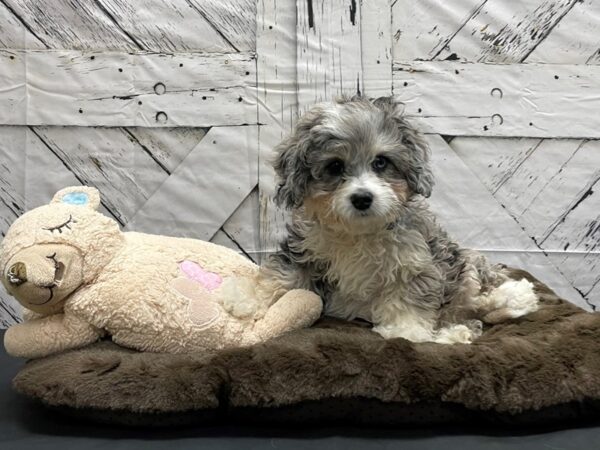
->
[179,260,223,291]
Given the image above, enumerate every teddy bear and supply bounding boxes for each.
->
[1,186,323,359]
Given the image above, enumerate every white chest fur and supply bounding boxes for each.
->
[298,224,432,320]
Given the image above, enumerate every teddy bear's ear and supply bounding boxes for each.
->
[51,186,101,210]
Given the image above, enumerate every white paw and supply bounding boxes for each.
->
[434,324,476,345]
[482,278,539,324]
[219,277,259,319]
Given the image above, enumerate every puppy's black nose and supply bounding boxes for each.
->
[351,192,373,210]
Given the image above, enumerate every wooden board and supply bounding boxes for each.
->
[0,50,257,127]
[393,61,600,138]
[126,125,259,241]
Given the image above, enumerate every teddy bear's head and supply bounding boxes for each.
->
[0,186,124,314]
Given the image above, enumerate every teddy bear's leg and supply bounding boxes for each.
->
[4,313,103,359]
[253,290,322,341]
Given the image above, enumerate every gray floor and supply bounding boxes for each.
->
[1,330,600,449]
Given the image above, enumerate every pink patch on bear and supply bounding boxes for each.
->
[179,260,222,291]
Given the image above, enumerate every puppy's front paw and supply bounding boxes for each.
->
[482,278,539,324]
[434,324,476,344]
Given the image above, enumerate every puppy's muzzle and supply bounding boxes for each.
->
[350,190,373,211]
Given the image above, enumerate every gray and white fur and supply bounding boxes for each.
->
[259,96,539,344]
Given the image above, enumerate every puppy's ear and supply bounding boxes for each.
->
[374,96,434,198]
[272,132,312,209]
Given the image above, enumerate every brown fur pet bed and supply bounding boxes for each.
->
[11,268,600,427]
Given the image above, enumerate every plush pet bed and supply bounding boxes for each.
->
[11,268,600,427]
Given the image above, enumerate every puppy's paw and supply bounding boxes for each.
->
[434,324,476,345]
[481,278,539,324]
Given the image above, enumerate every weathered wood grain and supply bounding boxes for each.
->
[2,0,141,50]
[361,0,393,97]
[432,0,580,63]
[296,0,362,113]
[94,0,237,53]
[126,126,258,241]
[525,0,600,64]
[426,134,588,308]
[0,50,257,127]
[393,61,600,138]
[30,126,172,225]
[0,2,47,48]
[391,0,486,61]
[187,0,257,52]
[125,127,208,174]
[212,188,260,262]
[256,0,298,259]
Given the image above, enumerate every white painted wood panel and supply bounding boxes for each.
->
[393,61,600,138]
[296,0,362,112]
[256,0,299,259]
[360,0,393,97]
[2,0,140,50]
[0,3,46,49]
[126,126,258,241]
[392,0,485,61]
[94,0,237,53]
[426,134,587,308]
[0,50,256,127]
[430,0,580,63]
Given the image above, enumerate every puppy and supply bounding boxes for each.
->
[258,96,539,344]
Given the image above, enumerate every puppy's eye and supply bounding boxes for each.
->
[372,155,389,172]
[325,159,345,176]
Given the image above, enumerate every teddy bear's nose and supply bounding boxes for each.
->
[7,262,27,286]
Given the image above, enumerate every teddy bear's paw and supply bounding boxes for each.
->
[220,277,260,319]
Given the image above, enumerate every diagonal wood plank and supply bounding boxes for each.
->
[126,125,258,241]
[30,126,172,225]
[186,0,256,52]
[95,0,238,53]
[392,0,486,61]
[0,2,46,48]
[124,127,208,175]
[3,0,141,50]
[432,0,580,62]
[425,134,588,309]
[524,0,600,64]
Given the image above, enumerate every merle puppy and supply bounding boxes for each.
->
[258,96,539,344]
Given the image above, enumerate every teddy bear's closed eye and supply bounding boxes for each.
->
[43,215,77,234]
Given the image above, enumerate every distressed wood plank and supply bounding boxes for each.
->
[525,0,600,64]
[296,0,363,113]
[187,0,256,52]
[432,0,580,63]
[30,126,172,225]
[494,140,600,245]
[3,0,141,50]
[391,0,486,61]
[393,61,600,138]
[449,137,543,193]
[426,134,588,309]
[211,188,260,262]
[0,50,256,127]
[256,0,298,259]
[126,126,258,241]
[361,0,393,97]
[95,0,237,53]
[124,127,208,174]
[0,3,46,48]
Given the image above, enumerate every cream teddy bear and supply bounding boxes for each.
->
[1,186,322,358]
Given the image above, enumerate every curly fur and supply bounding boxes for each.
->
[260,95,539,344]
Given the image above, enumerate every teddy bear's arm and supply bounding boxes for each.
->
[4,313,103,359]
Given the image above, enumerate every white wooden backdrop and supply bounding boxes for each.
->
[0,0,598,326]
